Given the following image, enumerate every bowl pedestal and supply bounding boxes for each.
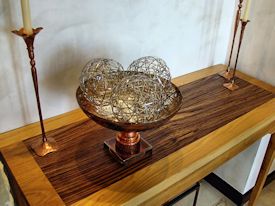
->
[104,131,152,165]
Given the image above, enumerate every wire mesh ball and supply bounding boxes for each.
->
[127,56,171,87]
[111,73,165,123]
[161,81,180,109]
[80,58,124,108]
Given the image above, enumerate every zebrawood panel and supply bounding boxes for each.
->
[24,74,273,205]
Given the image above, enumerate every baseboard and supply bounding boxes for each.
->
[204,171,275,206]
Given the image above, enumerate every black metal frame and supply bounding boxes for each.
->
[162,182,200,206]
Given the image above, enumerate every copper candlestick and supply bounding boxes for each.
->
[220,0,243,80]
[223,19,249,91]
[12,28,58,156]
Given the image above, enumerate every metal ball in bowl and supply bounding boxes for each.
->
[127,56,171,87]
[111,73,165,123]
[80,58,124,116]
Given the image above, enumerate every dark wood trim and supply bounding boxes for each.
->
[0,153,29,206]
[204,171,275,206]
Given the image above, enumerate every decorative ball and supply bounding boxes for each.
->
[127,56,171,87]
[111,73,165,123]
[79,56,179,124]
[80,58,124,108]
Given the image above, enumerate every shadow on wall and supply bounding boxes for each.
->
[41,44,121,103]
[42,45,85,99]
[199,0,223,66]
[240,0,275,81]
[255,17,273,79]
[2,0,30,123]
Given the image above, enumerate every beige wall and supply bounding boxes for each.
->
[0,0,235,132]
[232,0,275,86]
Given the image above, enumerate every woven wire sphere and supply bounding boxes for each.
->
[127,56,171,87]
[80,58,124,108]
[111,73,164,123]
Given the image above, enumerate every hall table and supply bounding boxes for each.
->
[0,64,274,206]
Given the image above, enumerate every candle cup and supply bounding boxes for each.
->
[12,27,58,156]
[223,19,250,91]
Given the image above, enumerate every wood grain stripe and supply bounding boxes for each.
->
[24,73,273,205]
[74,99,275,206]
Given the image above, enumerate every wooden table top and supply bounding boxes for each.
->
[0,64,274,206]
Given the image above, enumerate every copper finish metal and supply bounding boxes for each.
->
[224,20,249,91]
[232,20,249,79]
[220,0,243,79]
[76,84,182,165]
[104,137,152,165]
[116,131,141,146]
[31,137,58,157]
[220,70,234,80]
[12,27,58,156]
[115,132,141,155]
[223,80,240,91]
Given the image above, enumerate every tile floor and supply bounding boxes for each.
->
[256,181,275,206]
[175,181,235,206]
[0,160,274,206]
[175,180,275,206]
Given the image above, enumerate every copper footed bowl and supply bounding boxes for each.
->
[76,84,182,165]
[76,85,182,131]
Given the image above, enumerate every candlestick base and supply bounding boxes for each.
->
[223,82,239,91]
[31,137,58,157]
[219,69,234,80]
[104,135,152,166]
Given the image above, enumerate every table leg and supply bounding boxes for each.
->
[248,133,275,206]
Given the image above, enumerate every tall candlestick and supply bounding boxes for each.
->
[219,0,244,80]
[12,28,58,156]
[20,0,33,35]
[223,20,249,91]
[243,0,251,21]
